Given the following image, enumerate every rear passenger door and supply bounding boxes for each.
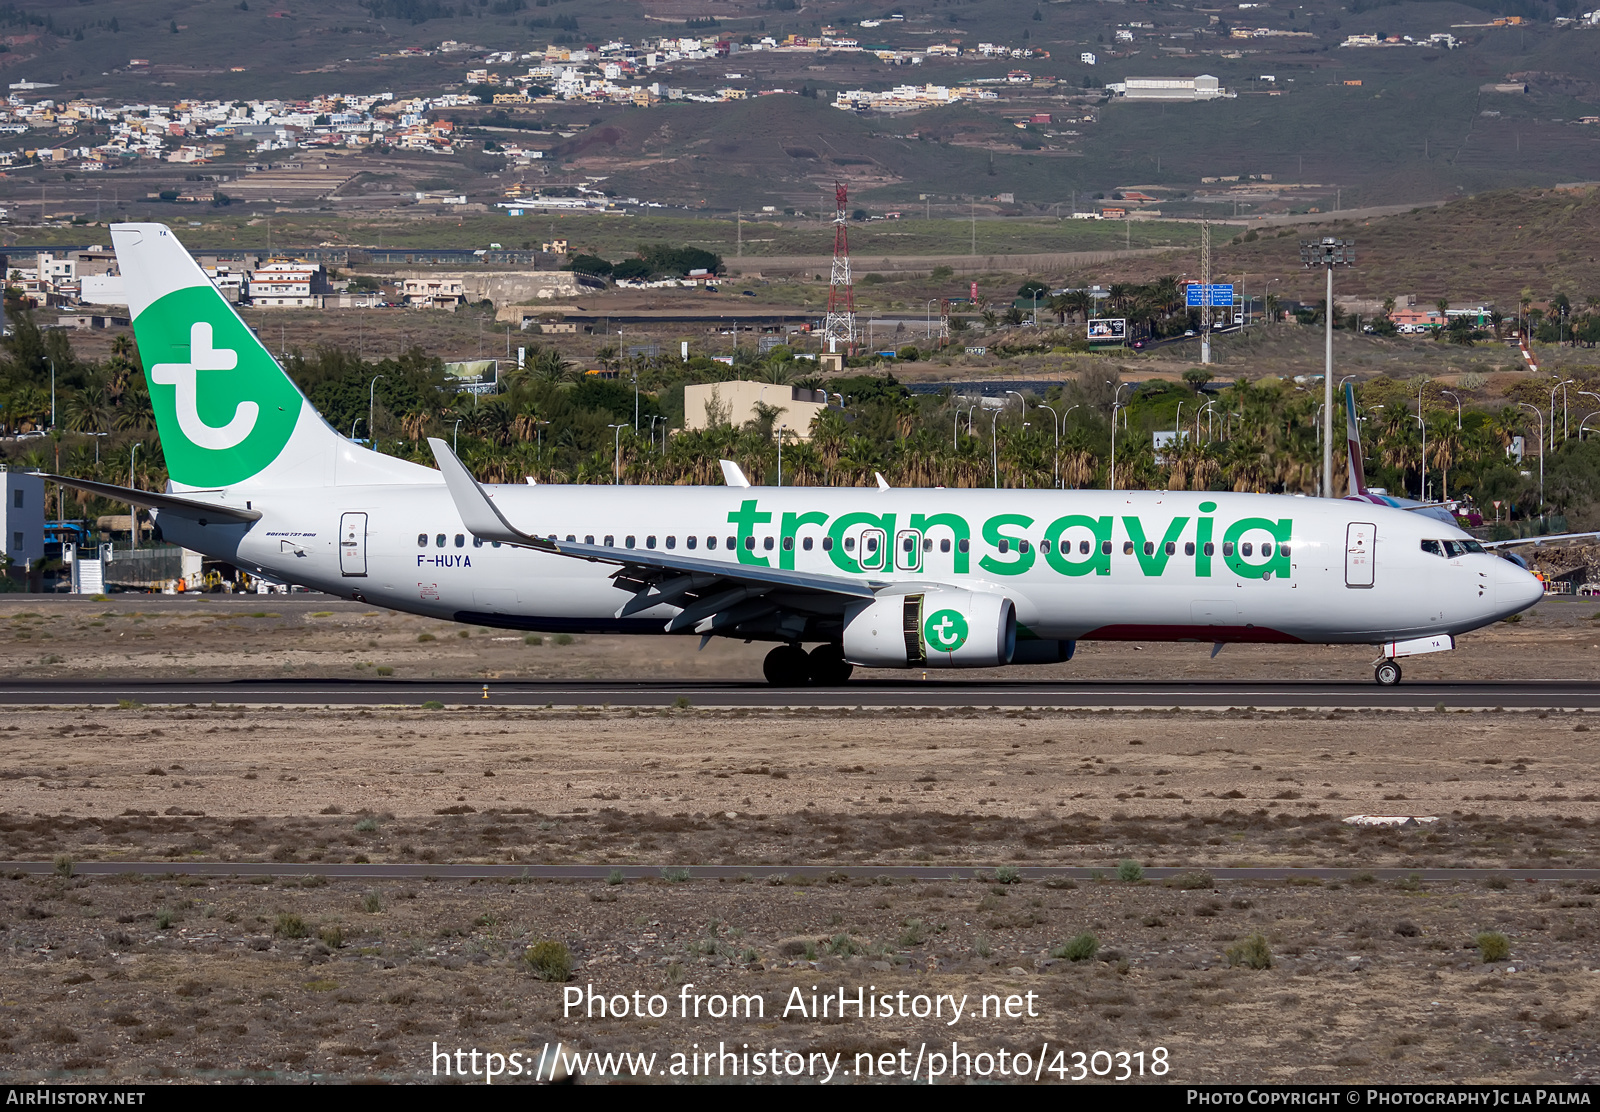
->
[1345,523,1374,588]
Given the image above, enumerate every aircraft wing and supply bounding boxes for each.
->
[39,473,263,524]
[1481,531,1600,549]
[426,439,879,634]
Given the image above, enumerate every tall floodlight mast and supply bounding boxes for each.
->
[823,182,857,354]
[1301,236,1355,498]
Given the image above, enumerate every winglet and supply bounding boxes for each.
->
[427,437,553,550]
[720,459,751,488]
[1344,380,1367,498]
[875,472,891,491]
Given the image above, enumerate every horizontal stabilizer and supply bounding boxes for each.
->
[41,473,261,524]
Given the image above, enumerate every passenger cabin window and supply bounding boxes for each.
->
[783,536,794,551]
[1223,542,1235,557]
[1204,542,1215,557]
[1123,541,1135,555]
[646,536,657,549]
[726,536,736,549]
[744,536,756,551]
[665,536,675,550]
[923,538,933,552]
[1040,540,1051,554]
[1019,540,1031,555]
[823,537,835,552]
[1143,541,1155,556]
[686,536,697,550]
[997,539,1010,554]
[1101,540,1113,555]
[940,539,951,553]
[585,535,595,545]
[902,536,915,553]
[1080,540,1091,555]
[1281,544,1291,557]
[417,533,427,548]
[707,536,717,550]
[604,535,614,547]
[1242,542,1253,557]
[844,537,856,552]
[763,537,775,551]
[803,537,813,551]
[1164,541,1176,556]
[436,534,446,548]
[1184,542,1195,556]
[566,535,575,543]
[865,536,878,553]
[1261,542,1273,558]
[473,537,484,548]
[625,536,636,548]
[958,539,970,554]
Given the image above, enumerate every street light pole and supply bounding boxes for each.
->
[1301,236,1355,497]
[609,424,625,483]
[997,390,1025,490]
[1037,403,1059,488]
[129,441,141,549]
[453,418,462,454]
[777,424,785,487]
[368,374,386,455]
[1441,390,1462,430]
[1518,402,1544,514]
[1418,378,1429,502]
[1550,379,1573,451]
[1108,381,1133,491]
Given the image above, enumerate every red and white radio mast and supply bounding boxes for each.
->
[822,181,856,353]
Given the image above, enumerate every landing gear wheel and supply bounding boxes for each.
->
[1374,660,1402,686]
[763,644,811,687]
[806,643,854,686]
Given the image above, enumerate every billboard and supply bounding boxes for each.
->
[1087,317,1127,342]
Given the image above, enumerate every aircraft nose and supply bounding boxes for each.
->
[1494,558,1544,614]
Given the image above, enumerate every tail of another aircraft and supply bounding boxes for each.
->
[1344,380,1368,498]
[111,223,434,492]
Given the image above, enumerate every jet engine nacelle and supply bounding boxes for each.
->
[842,589,1016,668]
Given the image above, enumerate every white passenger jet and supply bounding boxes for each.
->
[47,224,1543,686]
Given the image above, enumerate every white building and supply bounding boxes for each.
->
[1121,75,1228,100]
[2,469,44,577]
[247,260,327,308]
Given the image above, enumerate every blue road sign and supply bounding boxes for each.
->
[1185,284,1236,307]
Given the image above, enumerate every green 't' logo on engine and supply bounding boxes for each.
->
[135,285,301,486]
[924,608,969,653]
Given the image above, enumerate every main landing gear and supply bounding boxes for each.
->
[763,643,854,687]
[1374,660,1402,686]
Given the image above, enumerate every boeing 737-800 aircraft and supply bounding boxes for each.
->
[47,224,1544,687]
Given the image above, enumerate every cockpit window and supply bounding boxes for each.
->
[1462,540,1486,554]
[1421,540,1444,556]
[1444,540,1469,558]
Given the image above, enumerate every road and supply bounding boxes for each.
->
[4,678,1600,709]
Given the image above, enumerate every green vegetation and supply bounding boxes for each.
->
[1476,930,1512,963]
[1117,859,1144,883]
[524,940,574,981]
[1226,933,1273,970]
[1053,931,1100,962]
[274,913,308,939]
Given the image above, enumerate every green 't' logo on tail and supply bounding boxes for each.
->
[135,286,301,486]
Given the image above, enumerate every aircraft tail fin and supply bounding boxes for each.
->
[111,223,433,491]
[1344,380,1368,498]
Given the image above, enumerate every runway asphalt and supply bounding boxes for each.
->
[8,861,1600,883]
[4,678,1600,709]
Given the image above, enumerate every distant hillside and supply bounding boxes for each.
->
[1080,186,1600,308]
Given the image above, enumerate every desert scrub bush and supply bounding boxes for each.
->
[994,865,1021,885]
[525,940,573,981]
[1117,859,1144,883]
[552,633,575,646]
[898,919,929,947]
[155,909,174,930]
[660,867,690,883]
[421,700,444,711]
[53,855,73,878]
[417,633,436,643]
[361,893,382,913]
[355,818,378,833]
[375,666,394,676]
[319,926,345,949]
[1476,931,1511,963]
[274,913,308,939]
[1167,870,1214,890]
[606,869,625,886]
[1226,933,1273,970]
[1052,932,1099,962]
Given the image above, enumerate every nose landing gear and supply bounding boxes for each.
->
[1374,659,1402,686]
